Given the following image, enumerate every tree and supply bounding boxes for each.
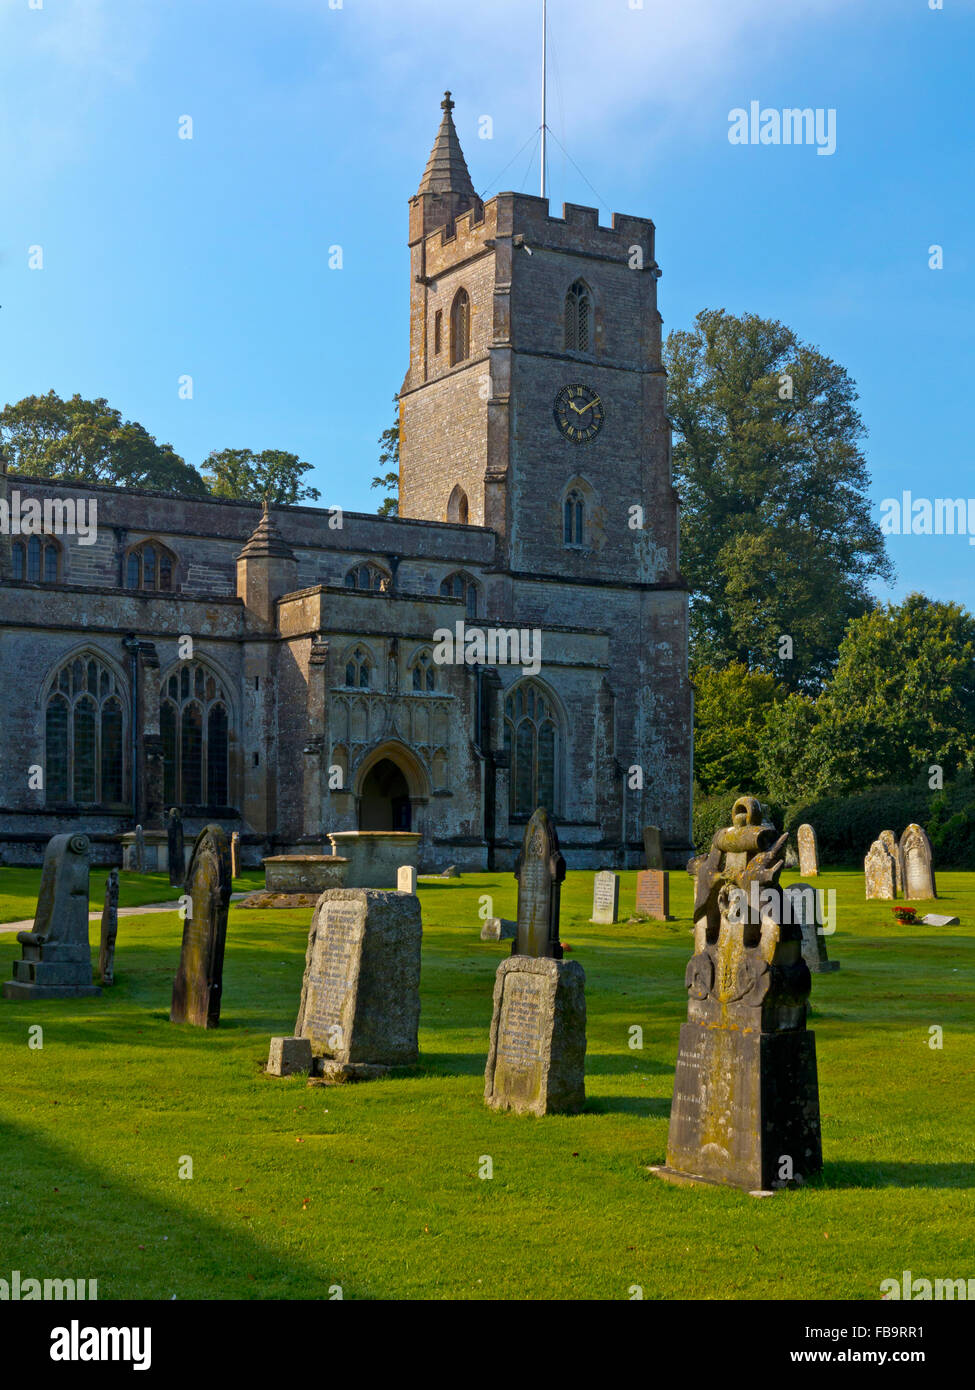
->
[372,396,399,517]
[665,310,893,691]
[0,390,208,496]
[692,662,784,794]
[202,448,320,504]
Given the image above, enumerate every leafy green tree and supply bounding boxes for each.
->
[202,448,320,504]
[693,662,784,794]
[372,396,399,517]
[665,309,892,691]
[757,691,840,806]
[0,390,207,496]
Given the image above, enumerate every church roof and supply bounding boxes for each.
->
[236,499,296,561]
[416,91,476,199]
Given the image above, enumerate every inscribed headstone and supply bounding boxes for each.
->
[484,955,586,1116]
[98,869,120,985]
[512,808,565,958]
[170,824,231,1028]
[480,917,517,942]
[879,830,903,895]
[3,833,100,1000]
[797,824,819,878]
[900,823,936,900]
[642,826,665,870]
[784,882,839,973]
[865,839,896,900]
[635,869,670,920]
[293,888,421,1082]
[397,865,417,894]
[591,870,619,924]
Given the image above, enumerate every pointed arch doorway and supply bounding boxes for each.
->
[358,758,412,830]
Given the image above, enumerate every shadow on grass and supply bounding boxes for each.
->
[585,1095,672,1118]
[821,1160,975,1190]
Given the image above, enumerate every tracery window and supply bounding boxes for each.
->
[439,570,479,619]
[344,563,389,592]
[125,541,175,592]
[161,662,230,806]
[564,280,592,352]
[410,650,436,693]
[344,646,373,690]
[564,488,585,546]
[12,536,61,584]
[503,681,559,818]
[45,654,125,805]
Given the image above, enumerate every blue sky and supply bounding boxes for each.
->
[1,0,972,607]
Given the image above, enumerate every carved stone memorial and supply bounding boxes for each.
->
[900,823,937,900]
[484,810,586,1115]
[784,882,839,973]
[796,824,819,878]
[865,838,896,900]
[230,830,240,880]
[879,830,904,895]
[293,888,422,1082]
[170,825,232,1028]
[98,868,120,985]
[635,869,670,920]
[643,825,665,870]
[397,865,417,894]
[480,916,517,942]
[591,870,619,924]
[167,809,184,888]
[654,796,822,1192]
[4,833,101,1000]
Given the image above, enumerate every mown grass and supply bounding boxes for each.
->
[0,868,265,923]
[0,867,972,1300]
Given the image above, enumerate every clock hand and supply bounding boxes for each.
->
[576,397,600,414]
[568,400,584,414]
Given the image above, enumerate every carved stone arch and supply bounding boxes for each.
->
[123,536,181,592]
[40,643,130,709]
[446,484,469,525]
[353,739,432,830]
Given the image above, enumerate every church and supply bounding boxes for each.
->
[0,93,692,871]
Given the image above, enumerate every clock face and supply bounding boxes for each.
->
[554,384,604,443]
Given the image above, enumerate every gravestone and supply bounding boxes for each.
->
[643,825,665,870]
[484,955,586,1116]
[900,823,937,900]
[170,825,232,1028]
[591,870,619,924]
[98,869,120,985]
[784,882,839,973]
[635,869,670,920]
[797,824,819,878]
[230,831,240,880]
[397,865,417,894]
[3,833,101,1000]
[293,888,422,1082]
[921,913,959,927]
[512,808,565,958]
[865,839,896,900]
[879,830,904,895]
[654,796,821,1192]
[266,1036,313,1077]
[480,917,517,942]
[133,824,146,874]
[167,808,184,888]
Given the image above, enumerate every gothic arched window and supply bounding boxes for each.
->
[564,488,585,546]
[439,570,479,619]
[344,562,389,592]
[450,288,471,365]
[564,280,592,352]
[125,540,176,592]
[446,485,469,525]
[410,650,436,693]
[161,662,230,807]
[44,654,125,805]
[344,646,373,690]
[503,681,560,818]
[13,536,61,584]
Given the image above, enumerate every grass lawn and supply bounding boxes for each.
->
[0,868,266,923]
[0,866,972,1300]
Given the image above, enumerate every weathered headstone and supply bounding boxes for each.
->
[266,1036,313,1077]
[654,796,821,1192]
[921,913,959,927]
[879,830,904,895]
[98,869,120,985]
[397,865,417,894]
[167,808,184,888]
[170,825,231,1028]
[635,869,670,920]
[591,870,619,924]
[512,808,565,958]
[3,833,101,1000]
[797,824,819,878]
[480,917,517,942]
[642,825,665,870]
[293,888,422,1082]
[784,882,839,973]
[230,830,240,880]
[865,838,896,900]
[439,864,460,878]
[484,955,586,1116]
[133,824,145,874]
[900,823,937,900]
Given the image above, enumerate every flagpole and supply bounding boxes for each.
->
[540,0,547,199]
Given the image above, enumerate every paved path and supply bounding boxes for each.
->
[0,893,248,934]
